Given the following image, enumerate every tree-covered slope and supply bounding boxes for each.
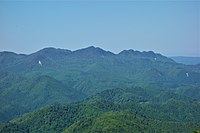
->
[88,87,200,122]
[0,100,120,133]
[175,85,200,100]
[0,46,200,123]
[0,73,85,121]
[64,111,200,133]
[1,87,200,133]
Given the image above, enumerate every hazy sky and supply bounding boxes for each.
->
[0,1,199,56]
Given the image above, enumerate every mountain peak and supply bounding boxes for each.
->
[86,46,96,49]
[142,51,157,57]
[119,49,158,57]
[76,46,102,51]
[72,46,115,58]
[36,47,71,55]
[119,49,141,55]
[118,49,174,63]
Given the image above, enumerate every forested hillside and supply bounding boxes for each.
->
[0,46,200,132]
[1,87,200,133]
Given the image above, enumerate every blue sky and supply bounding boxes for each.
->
[0,1,199,56]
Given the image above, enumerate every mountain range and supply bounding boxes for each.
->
[0,46,200,132]
[170,56,200,65]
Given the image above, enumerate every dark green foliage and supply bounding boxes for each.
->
[193,131,200,133]
[0,105,79,133]
[0,73,85,121]
[64,111,200,133]
[175,85,200,100]
[1,87,200,133]
[0,100,120,133]
[88,87,200,122]
[0,47,200,132]
[64,111,151,133]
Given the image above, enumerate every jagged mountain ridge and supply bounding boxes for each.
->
[0,46,173,65]
[0,46,200,122]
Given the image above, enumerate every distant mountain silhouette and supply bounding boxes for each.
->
[171,56,200,65]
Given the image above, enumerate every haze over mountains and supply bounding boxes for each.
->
[0,46,200,132]
[171,56,200,65]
